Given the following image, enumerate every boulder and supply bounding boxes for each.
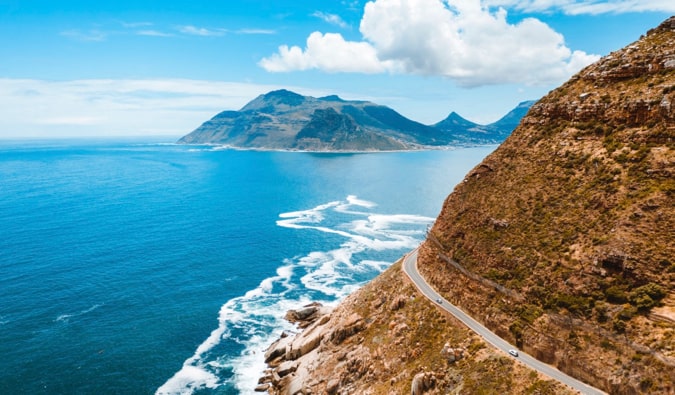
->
[325,378,340,394]
[286,325,326,360]
[411,372,436,394]
[265,334,294,363]
[277,360,298,377]
[330,313,365,345]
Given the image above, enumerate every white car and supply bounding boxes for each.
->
[436,298,442,304]
[508,349,519,357]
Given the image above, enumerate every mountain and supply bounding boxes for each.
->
[488,100,537,137]
[433,100,536,145]
[260,17,675,394]
[178,89,443,150]
[177,90,531,150]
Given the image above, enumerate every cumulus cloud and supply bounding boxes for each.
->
[484,0,675,15]
[259,0,600,87]
[259,32,399,73]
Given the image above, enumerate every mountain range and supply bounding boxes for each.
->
[177,90,534,150]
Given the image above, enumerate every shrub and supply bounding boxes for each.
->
[618,304,638,321]
[613,319,627,333]
[629,283,667,311]
[605,286,629,303]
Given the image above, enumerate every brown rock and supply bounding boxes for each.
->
[325,379,339,394]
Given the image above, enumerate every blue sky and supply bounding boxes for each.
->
[1,0,673,138]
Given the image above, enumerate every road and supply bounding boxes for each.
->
[402,247,606,395]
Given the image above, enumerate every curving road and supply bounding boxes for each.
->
[402,247,606,395]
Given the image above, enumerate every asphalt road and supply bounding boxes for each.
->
[402,247,606,395]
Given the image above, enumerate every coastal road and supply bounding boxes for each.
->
[402,247,606,395]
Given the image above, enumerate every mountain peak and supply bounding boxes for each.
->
[263,89,304,100]
[435,111,478,129]
[318,94,345,102]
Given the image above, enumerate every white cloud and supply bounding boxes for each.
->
[121,21,154,28]
[178,25,228,36]
[484,0,675,15]
[312,11,349,28]
[236,28,277,35]
[259,32,399,73]
[60,29,107,42]
[260,0,599,87]
[137,30,174,37]
[0,79,315,138]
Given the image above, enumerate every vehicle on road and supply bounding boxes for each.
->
[436,298,442,304]
[508,349,519,357]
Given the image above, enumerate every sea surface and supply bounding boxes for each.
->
[0,139,495,394]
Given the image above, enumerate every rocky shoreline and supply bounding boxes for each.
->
[254,261,574,395]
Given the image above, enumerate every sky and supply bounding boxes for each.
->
[0,0,673,139]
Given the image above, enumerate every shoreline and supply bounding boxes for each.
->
[176,141,500,154]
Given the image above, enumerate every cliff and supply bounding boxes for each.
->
[177,90,531,151]
[261,16,674,395]
[422,16,674,394]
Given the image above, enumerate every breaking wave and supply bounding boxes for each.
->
[157,195,433,394]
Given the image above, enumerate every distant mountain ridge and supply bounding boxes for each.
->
[177,89,533,151]
[433,100,536,145]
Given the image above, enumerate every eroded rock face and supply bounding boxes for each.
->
[261,304,371,394]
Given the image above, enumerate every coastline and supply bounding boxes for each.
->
[173,141,498,154]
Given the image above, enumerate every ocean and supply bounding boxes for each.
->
[0,139,495,394]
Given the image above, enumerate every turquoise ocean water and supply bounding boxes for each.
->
[0,139,494,394]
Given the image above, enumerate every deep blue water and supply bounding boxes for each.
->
[0,139,494,394]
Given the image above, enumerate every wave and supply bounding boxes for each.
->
[157,196,433,394]
[55,304,103,323]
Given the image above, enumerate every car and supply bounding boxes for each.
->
[436,298,442,304]
[508,349,519,357]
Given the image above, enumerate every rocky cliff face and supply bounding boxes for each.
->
[423,16,674,394]
[261,17,674,395]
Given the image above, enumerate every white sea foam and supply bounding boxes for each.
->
[157,195,433,394]
[55,304,102,323]
[345,195,377,208]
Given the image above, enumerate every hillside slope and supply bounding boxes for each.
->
[423,16,674,394]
